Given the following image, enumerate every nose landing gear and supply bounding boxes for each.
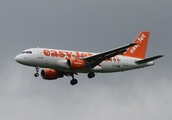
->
[34,66,39,77]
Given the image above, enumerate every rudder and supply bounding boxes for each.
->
[124,31,150,59]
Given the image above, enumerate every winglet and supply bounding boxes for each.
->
[124,31,150,59]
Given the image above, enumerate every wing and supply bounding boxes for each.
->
[83,43,136,68]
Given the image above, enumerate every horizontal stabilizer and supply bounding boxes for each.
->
[135,55,164,64]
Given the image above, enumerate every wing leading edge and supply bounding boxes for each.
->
[82,43,136,68]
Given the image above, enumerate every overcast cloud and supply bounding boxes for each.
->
[0,0,171,120]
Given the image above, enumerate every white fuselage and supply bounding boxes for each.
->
[15,48,154,73]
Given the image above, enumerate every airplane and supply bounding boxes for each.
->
[15,31,163,85]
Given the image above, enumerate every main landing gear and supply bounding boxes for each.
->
[34,66,39,77]
[70,73,78,85]
[69,72,95,86]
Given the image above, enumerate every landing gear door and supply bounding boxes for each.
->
[37,48,43,59]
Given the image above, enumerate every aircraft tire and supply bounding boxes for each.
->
[70,79,78,85]
[34,73,39,77]
[88,72,95,79]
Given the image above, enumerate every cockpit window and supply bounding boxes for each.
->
[22,51,32,54]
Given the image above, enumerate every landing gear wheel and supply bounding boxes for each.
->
[34,73,39,77]
[88,72,95,79]
[70,79,78,85]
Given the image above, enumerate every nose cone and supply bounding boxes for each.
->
[15,54,33,66]
[15,55,23,64]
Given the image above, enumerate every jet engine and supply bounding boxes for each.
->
[67,59,86,69]
[41,68,64,80]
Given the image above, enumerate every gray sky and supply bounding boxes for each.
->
[0,0,171,120]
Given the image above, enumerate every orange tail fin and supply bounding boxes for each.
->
[124,31,150,59]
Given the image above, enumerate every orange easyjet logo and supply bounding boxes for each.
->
[130,34,146,53]
[43,49,93,59]
[43,49,121,63]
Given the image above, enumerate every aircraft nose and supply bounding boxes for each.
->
[15,55,23,63]
[15,55,20,62]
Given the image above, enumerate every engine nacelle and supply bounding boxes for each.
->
[56,60,68,68]
[41,69,63,80]
[67,59,85,69]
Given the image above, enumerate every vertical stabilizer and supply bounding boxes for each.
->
[124,31,150,59]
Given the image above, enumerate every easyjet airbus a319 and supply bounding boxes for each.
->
[15,31,163,85]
